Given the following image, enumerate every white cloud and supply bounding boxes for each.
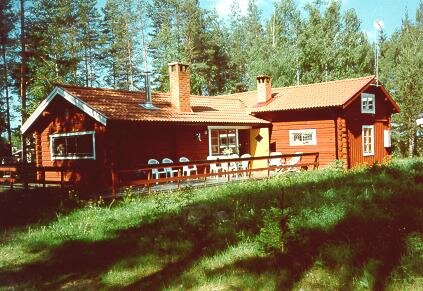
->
[215,0,249,17]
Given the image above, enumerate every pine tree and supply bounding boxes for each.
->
[0,0,16,155]
[101,0,141,90]
[225,0,248,92]
[265,0,302,87]
[26,0,81,108]
[381,5,423,156]
[75,0,103,87]
[148,0,227,95]
[338,9,373,78]
[298,0,342,83]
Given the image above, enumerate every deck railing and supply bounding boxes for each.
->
[112,152,319,196]
[0,165,79,190]
[0,152,319,195]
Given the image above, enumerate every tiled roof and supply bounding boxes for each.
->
[59,85,269,125]
[252,76,376,112]
[59,75,377,124]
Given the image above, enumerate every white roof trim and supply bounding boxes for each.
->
[21,86,107,134]
[417,117,423,127]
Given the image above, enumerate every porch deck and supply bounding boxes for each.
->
[0,153,319,196]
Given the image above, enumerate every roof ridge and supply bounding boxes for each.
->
[55,84,150,94]
[272,75,375,91]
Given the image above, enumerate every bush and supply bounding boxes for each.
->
[257,207,285,254]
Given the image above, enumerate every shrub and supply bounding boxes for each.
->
[257,207,284,254]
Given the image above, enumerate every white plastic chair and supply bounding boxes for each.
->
[207,156,221,176]
[148,159,166,180]
[218,155,229,173]
[283,152,303,172]
[240,153,251,176]
[162,158,179,177]
[227,153,239,176]
[269,152,284,167]
[179,157,197,176]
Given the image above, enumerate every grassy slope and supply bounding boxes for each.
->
[0,158,422,290]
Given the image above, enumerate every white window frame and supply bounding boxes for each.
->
[208,126,250,156]
[50,131,96,160]
[361,93,375,114]
[289,129,317,146]
[384,129,392,148]
[362,125,374,156]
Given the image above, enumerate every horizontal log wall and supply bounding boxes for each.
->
[270,119,336,168]
[35,97,108,188]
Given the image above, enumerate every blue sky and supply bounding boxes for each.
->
[200,0,421,41]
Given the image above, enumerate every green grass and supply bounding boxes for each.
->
[1,158,423,290]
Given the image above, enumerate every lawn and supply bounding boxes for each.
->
[0,158,422,290]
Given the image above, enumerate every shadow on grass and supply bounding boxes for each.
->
[0,187,81,231]
[0,202,234,290]
[225,164,423,290]
[0,160,422,289]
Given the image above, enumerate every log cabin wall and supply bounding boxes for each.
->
[344,86,394,168]
[257,109,338,168]
[107,122,210,169]
[34,97,108,189]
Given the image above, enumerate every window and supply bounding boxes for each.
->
[209,128,239,155]
[384,129,391,147]
[362,125,374,156]
[50,131,96,160]
[289,129,317,146]
[361,93,375,114]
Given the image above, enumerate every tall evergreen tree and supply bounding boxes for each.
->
[338,9,373,78]
[265,0,302,87]
[76,0,103,87]
[148,0,227,95]
[225,0,248,92]
[243,0,268,88]
[381,5,423,156]
[101,0,141,90]
[298,0,342,83]
[26,0,80,109]
[0,0,16,155]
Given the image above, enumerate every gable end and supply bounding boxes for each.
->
[21,87,108,134]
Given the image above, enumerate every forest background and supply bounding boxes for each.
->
[0,0,422,159]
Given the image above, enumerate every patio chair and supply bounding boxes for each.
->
[148,158,167,181]
[240,153,251,177]
[207,155,222,177]
[162,158,179,178]
[228,154,239,176]
[179,156,197,176]
[283,152,303,173]
[269,152,284,167]
[218,155,229,174]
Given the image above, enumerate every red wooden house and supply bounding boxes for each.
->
[21,62,399,189]
[223,75,400,168]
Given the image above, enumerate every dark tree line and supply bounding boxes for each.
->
[0,0,422,157]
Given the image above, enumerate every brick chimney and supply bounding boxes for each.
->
[256,75,272,104]
[169,62,192,112]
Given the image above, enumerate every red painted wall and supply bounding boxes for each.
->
[107,122,210,169]
[344,86,394,168]
[257,109,338,168]
[34,97,108,190]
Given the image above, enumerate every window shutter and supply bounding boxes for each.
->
[384,130,391,148]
